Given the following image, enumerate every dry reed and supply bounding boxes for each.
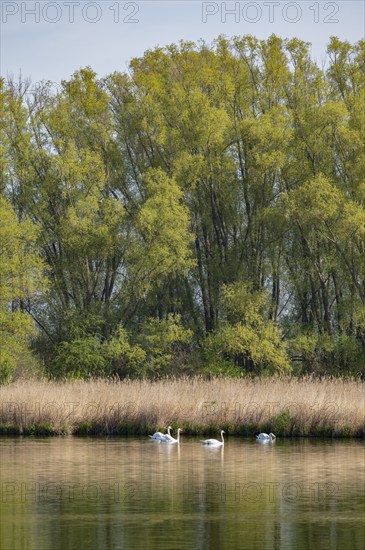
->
[0,376,364,437]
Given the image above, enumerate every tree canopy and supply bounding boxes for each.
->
[1,35,364,380]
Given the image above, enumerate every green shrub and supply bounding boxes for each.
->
[271,410,292,435]
[52,336,109,379]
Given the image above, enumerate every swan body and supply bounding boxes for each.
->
[256,432,276,441]
[161,427,182,444]
[149,426,172,441]
[201,430,225,447]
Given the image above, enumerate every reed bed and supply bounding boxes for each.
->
[0,377,364,437]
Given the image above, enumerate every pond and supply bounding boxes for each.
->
[0,436,364,549]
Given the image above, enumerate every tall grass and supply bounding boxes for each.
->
[0,377,364,437]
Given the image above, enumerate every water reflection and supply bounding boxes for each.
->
[0,437,364,550]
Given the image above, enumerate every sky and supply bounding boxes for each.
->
[1,1,364,87]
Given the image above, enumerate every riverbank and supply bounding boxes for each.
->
[0,377,364,437]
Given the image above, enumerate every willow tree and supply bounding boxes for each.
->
[3,36,364,377]
[4,69,194,371]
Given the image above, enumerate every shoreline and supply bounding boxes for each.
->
[0,377,364,438]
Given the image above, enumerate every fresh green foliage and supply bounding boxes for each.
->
[2,37,365,379]
[139,314,193,374]
[52,336,109,379]
[0,197,45,381]
[204,282,291,375]
[105,326,146,378]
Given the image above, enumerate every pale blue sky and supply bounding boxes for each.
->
[1,1,364,86]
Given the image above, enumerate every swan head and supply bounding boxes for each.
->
[269,433,276,439]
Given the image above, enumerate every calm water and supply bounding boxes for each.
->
[0,436,364,550]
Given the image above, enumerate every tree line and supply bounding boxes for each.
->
[1,35,364,381]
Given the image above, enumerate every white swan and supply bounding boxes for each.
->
[201,430,225,447]
[161,427,182,444]
[149,425,172,441]
[256,432,276,441]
